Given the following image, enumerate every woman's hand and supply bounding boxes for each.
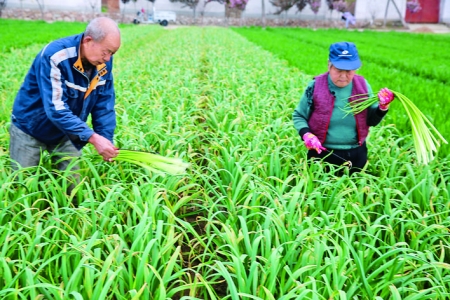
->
[303,132,326,154]
[378,87,394,111]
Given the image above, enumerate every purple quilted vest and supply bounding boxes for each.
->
[309,72,369,146]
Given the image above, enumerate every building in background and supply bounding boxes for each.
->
[4,0,450,23]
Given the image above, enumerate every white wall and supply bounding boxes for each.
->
[7,0,102,12]
[355,0,406,23]
[118,0,367,20]
[5,0,450,23]
[123,0,330,19]
[5,0,353,19]
[442,0,450,23]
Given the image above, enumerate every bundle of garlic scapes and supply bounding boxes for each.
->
[345,90,447,165]
[114,150,190,175]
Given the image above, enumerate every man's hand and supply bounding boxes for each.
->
[303,132,326,154]
[378,87,394,111]
[88,133,119,162]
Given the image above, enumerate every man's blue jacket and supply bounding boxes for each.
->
[11,33,116,150]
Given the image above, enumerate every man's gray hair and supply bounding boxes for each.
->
[85,17,120,42]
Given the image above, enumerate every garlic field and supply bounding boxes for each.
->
[0,20,449,299]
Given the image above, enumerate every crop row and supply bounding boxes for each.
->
[234,27,450,84]
[0,20,85,52]
[0,23,449,299]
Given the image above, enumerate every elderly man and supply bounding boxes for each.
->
[10,17,121,176]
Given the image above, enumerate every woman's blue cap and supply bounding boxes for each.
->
[329,42,361,70]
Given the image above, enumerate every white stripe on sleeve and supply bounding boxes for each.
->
[50,47,77,111]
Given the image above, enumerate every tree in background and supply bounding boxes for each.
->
[226,0,249,18]
[269,0,297,15]
[406,0,421,13]
[204,0,249,18]
[169,0,200,18]
[268,0,359,25]
[325,0,356,14]
[309,0,321,14]
[270,0,321,15]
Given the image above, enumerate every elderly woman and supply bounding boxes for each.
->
[292,42,394,173]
